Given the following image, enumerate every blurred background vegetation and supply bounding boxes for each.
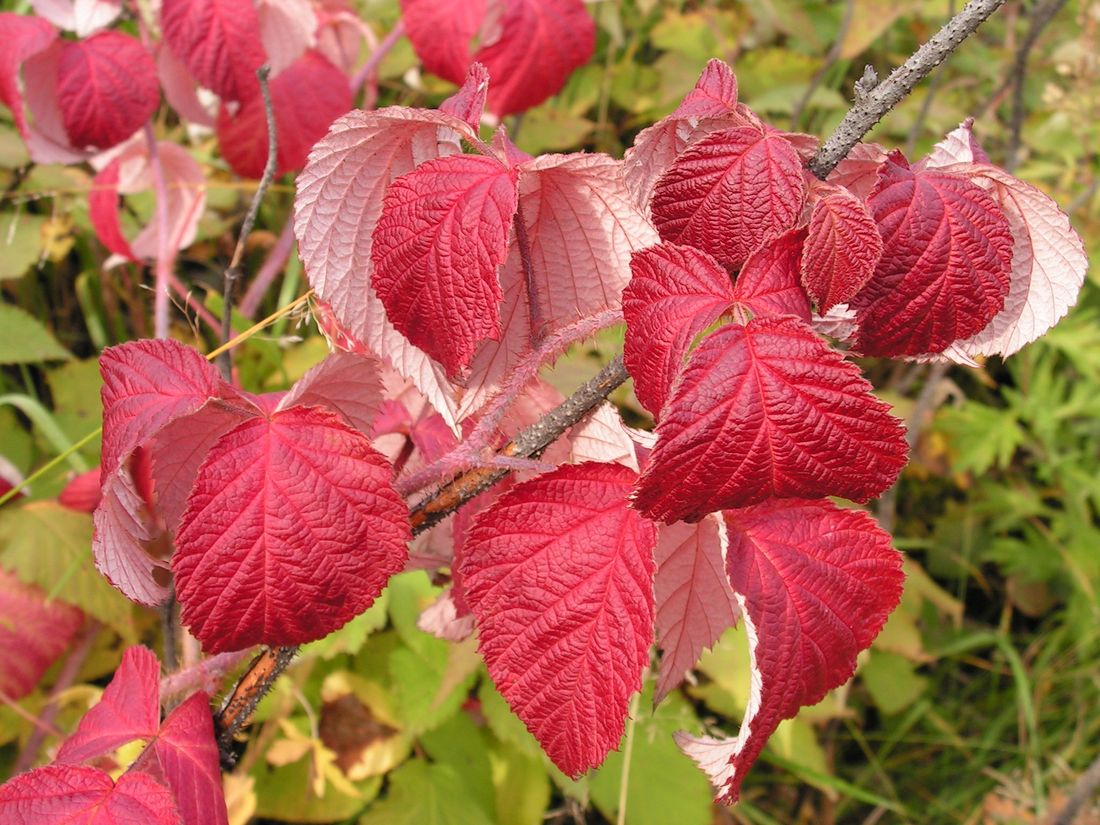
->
[1,0,1098,823]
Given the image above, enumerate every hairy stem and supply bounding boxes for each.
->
[808,0,1008,179]
[219,65,277,381]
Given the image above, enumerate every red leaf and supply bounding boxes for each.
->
[400,0,486,85]
[144,693,228,825]
[632,316,908,523]
[460,462,657,777]
[294,105,481,427]
[672,58,737,118]
[218,50,352,179]
[277,351,385,435]
[825,142,886,201]
[88,157,134,260]
[651,127,806,268]
[677,499,903,803]
[653,516,738,704]
[928,164,1087,361]
[173,406,410,652]
[371,154,519,374]
[59,469,102,513]
[0,765,181,825]
[732,227,811,321]
[474,0,595,117]
[801,186,882,312]
[99,339,225,477]
[57,646,160,765]
[0,13,57,141]
[56,32,158,151]
[851,154,1013,356]
[438,61,490,131]
[0,568,83,701]
[622,243,735,418]
[160,0,266,102]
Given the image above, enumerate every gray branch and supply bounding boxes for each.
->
[808,0,1008,180]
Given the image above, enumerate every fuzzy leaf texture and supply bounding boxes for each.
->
[460,462,657,777]
[173,405,409,652]
[0,765,182,825]
[160,0,266,102]
[632,316,908,523]
[55,32,158,151]
[653,516,739,703]
[677,499,903,803]
[801,185,883,313]
[371,154,519,374]
[622,243,736,418]
[851,153,1014,356]
[651,126,806,268]
[732,227,812,321]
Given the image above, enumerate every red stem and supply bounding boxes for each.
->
[143,123,173,339]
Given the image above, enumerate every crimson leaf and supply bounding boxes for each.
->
[651,126,806,268]
[851,152,1013,356]
[173,406,409,652]
[731,227,811,322]
[0,765,181,825]
[622,242,735,418]
[632,316,908,522]
[677,499,903,803]
[800,185,882,313]
[160,0,266,102]
[460,462,657,777]
[0,13,57,141]
[371,153,519,374]
[399,0,485,85]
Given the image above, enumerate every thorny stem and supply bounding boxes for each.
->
[213,0,1014,761]
[219,65,277,381]
[808,0,1008,179]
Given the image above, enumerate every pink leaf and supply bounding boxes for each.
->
[622,243,735,418]
[0,765,181,825]
[933,164,1087,360]
[0,13,57,141]
[732,227,812,321]
[160,0,266,103]
[256,0,317,76]
[400,0,486,84]
[672,58,738,118]
[460,462,657,777]
[677,499,903,803]
[632,316,908,523]
[56,32,158,151]
[156,46,216,128]
[566,403,639,471]
[59,469,102,513]
[89,139,207,262]
[825,142,886,201]
[277,351,385,435]
[653,515,738,703]
[371,154,519,374]
[294,106,480,427]
[473,0,595,117]
[651,126,806,269]
[218,50,352,179]
[174,406,410,652]
[439,61,490,132]
[20,42,88,164]
[851,154,1013,356]
[0,568,83,701]
[99,339,225,477]
[921,118,989,169]
[800,186,882,313]
[28,0,121,37]
[145,693,229,825]
[57,646,161,764]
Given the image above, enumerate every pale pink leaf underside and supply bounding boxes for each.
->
[255,0,317,76]
[0,13,58,140]
[277,351,385,436]
[461,462,657,777]
[632,316,908,523]
[29,0,122,37]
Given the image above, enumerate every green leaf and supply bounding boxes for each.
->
[388,637,481,736]
[420,712,495,815]
[0,502,135,641]
[46,359,103,461]
[304,591,390,660]
[937,402,1024,475]
[358,761,493,825]
[490,742,551,825]
[861,651,928,715]
[0,213,45,281]
[589,685,712,825]
[251,747,381,823]
[0,304,71,364]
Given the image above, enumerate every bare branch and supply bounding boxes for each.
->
[218,65,277,380]
[808,0,1008,180]
[1051,752,1100,825]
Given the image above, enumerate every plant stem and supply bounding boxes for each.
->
[143,123,172,340]
[219,65,277,381]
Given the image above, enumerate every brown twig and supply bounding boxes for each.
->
[1050,752,1100,825]
[218,65,277,381]
[212,0,1012,763]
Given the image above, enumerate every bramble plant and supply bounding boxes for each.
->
[0,0,1090,821]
